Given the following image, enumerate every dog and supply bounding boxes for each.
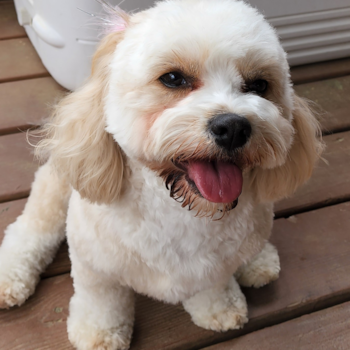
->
[0,1,323,349]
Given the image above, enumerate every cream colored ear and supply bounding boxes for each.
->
[251,94,324,203]
[36,31,126,204]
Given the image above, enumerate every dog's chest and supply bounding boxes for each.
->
[67,169,257,302]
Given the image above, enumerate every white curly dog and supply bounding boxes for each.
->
[0,1,323,349]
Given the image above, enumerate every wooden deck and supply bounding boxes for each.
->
[1,1,350,348]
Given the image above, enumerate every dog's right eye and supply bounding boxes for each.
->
[159,72,188,88]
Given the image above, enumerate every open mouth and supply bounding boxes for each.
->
[174,159,243,204]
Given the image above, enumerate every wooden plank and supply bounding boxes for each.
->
[0,199,70,278]
[203,301,350,350]
[295,75,350,134]
[0,133,38,203]
[275,131,350,217]
[1,202,350,350]
[0,78,65,136]
[41,241,70,279]
[0,38,49,83]
[0,1,26,40]
[0,198,26,232]
[291,57,350,85]
[0,274,74,350]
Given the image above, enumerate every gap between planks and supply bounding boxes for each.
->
[202,301,350,350]
[0,1,26,41]
[0,77,66,137]
[0,38,49,84]
[275,195,350,219]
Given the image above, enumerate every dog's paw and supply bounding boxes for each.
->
[183,277,248,332]
[0,276,36,309]
[190,303,248,332]
[0,253,39,309]
[235,242,280,288]
[68,319,133,350]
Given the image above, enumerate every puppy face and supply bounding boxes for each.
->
[105,0,296,216]
[39,0,322,215]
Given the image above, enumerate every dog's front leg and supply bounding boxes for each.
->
[183,276,248,332]
[0,160,71,309]
[67,258,134,350]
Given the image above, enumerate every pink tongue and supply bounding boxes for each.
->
[187,161,243,203]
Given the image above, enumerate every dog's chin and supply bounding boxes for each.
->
[148,157,244,219]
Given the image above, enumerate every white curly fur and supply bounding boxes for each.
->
[0,1,323,349]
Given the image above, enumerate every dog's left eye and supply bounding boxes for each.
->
[245,79,268,94]
[159,72,188,88]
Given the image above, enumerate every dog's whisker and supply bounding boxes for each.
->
[77,8,113,23]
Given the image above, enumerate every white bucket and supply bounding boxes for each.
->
[14,0,155,90]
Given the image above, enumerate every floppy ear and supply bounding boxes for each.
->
[36,31,126,204]
[251,94,324,203]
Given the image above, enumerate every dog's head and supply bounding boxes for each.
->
[38,0,323,217]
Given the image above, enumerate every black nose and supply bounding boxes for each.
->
[209,113,252,152]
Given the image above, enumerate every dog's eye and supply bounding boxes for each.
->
[245,79,268,94]
[159,72,188,88]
